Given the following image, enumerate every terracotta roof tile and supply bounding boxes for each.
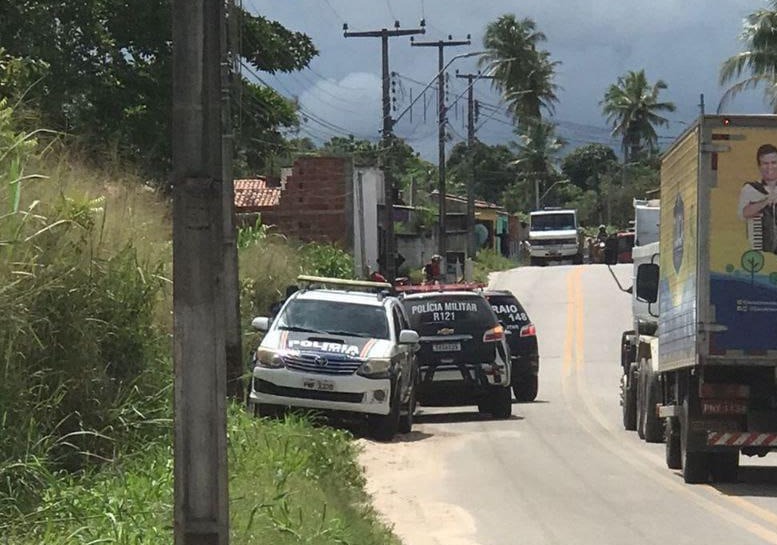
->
[234,178,281,210]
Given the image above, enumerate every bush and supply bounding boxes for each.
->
[473,249,517,283]
[299,242,355,279]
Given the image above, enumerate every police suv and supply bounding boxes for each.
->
[248,276,419,441]
[400,287,512,418]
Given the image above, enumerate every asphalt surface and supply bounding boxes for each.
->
[361,263,777,545]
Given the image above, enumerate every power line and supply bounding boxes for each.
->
[240,59,376,139]
[320,0,346,23]
[411,35,471,260]
[385,0,398,21]
[343,21,427,280]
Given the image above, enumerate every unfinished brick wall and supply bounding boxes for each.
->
[261,156,352,246]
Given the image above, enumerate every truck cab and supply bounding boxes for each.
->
[526,208,583,266]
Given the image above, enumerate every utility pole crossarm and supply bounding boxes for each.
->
[344,28,425,38]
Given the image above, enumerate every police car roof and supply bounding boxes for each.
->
[482,289,514,297]
[294,288,388,306]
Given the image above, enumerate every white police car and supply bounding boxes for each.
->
[248,276,419,441]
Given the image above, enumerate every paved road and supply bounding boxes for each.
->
[359,264,777,545]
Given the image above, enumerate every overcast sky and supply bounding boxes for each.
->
[249,0,769,161]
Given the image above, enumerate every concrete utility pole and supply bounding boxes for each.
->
[172,0,229,544]
[222,0,243,400]
[344,21,425,279]
[412,35,470,264]
[456,71,494,258]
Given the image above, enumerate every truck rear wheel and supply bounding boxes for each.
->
[622,363,637,431]
[665,417,682,470]
[681,398,709,484]
[636,360,647,439]
[642,362,663,443]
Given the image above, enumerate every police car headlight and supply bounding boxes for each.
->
[357,358,392,378]
[256,348,285,369]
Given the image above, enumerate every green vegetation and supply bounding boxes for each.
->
[0,100,398,544]
[600,69,676,162]
[2,408,399,545]
[719,0,777,111]
[0,2,317,177]
[473,249,518,283]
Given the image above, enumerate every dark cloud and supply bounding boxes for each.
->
[252,0,768,159]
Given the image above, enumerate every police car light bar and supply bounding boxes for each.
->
[394,282,485,294]
[296,275,393,292]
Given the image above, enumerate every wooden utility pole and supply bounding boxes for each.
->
[456,71,493,258]
[172,0,229,544]
[344,21,425,279]
[412,36,470,265]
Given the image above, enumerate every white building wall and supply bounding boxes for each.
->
[353,167,381,276]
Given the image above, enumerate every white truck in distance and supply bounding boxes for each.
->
[527,208,583,266]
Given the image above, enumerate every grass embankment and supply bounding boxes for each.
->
[0,105,397,544]
[3,409,397,545]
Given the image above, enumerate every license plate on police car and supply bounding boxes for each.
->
[303,379,335,391]
[433,342,461,352]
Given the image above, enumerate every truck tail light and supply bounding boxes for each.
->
[483,325,505,343]
[520,323,536,337]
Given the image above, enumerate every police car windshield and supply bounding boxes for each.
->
[277,299,390,340]
[403,295,495,334]
[486,295,529,325]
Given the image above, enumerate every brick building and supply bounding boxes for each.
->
[234,156,382,276]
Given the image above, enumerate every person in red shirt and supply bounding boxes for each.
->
[369,270,387,283]
[423,255,442,284]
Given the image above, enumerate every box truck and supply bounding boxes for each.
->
[621,115,777,484]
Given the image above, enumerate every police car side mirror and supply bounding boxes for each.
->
[251,316,270,332]
[398,329,420,345]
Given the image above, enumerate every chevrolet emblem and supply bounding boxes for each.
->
[437,327,455,335]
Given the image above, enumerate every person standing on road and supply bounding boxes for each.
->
[423,255,442,284]
[738,143,777,253]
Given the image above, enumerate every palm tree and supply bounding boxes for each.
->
[600,70,675,162]
[719,1,777,112]
[479,14,560,123]
[511,120,566,208]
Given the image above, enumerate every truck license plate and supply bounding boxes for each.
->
[303,379,335,391]
[433,342,461,352]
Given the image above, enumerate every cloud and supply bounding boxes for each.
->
[256,0,771,160]
[297,72,383,143]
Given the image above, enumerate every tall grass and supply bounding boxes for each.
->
[2,406,400,545]
[0,104,173,518]
[0,100,400,545]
